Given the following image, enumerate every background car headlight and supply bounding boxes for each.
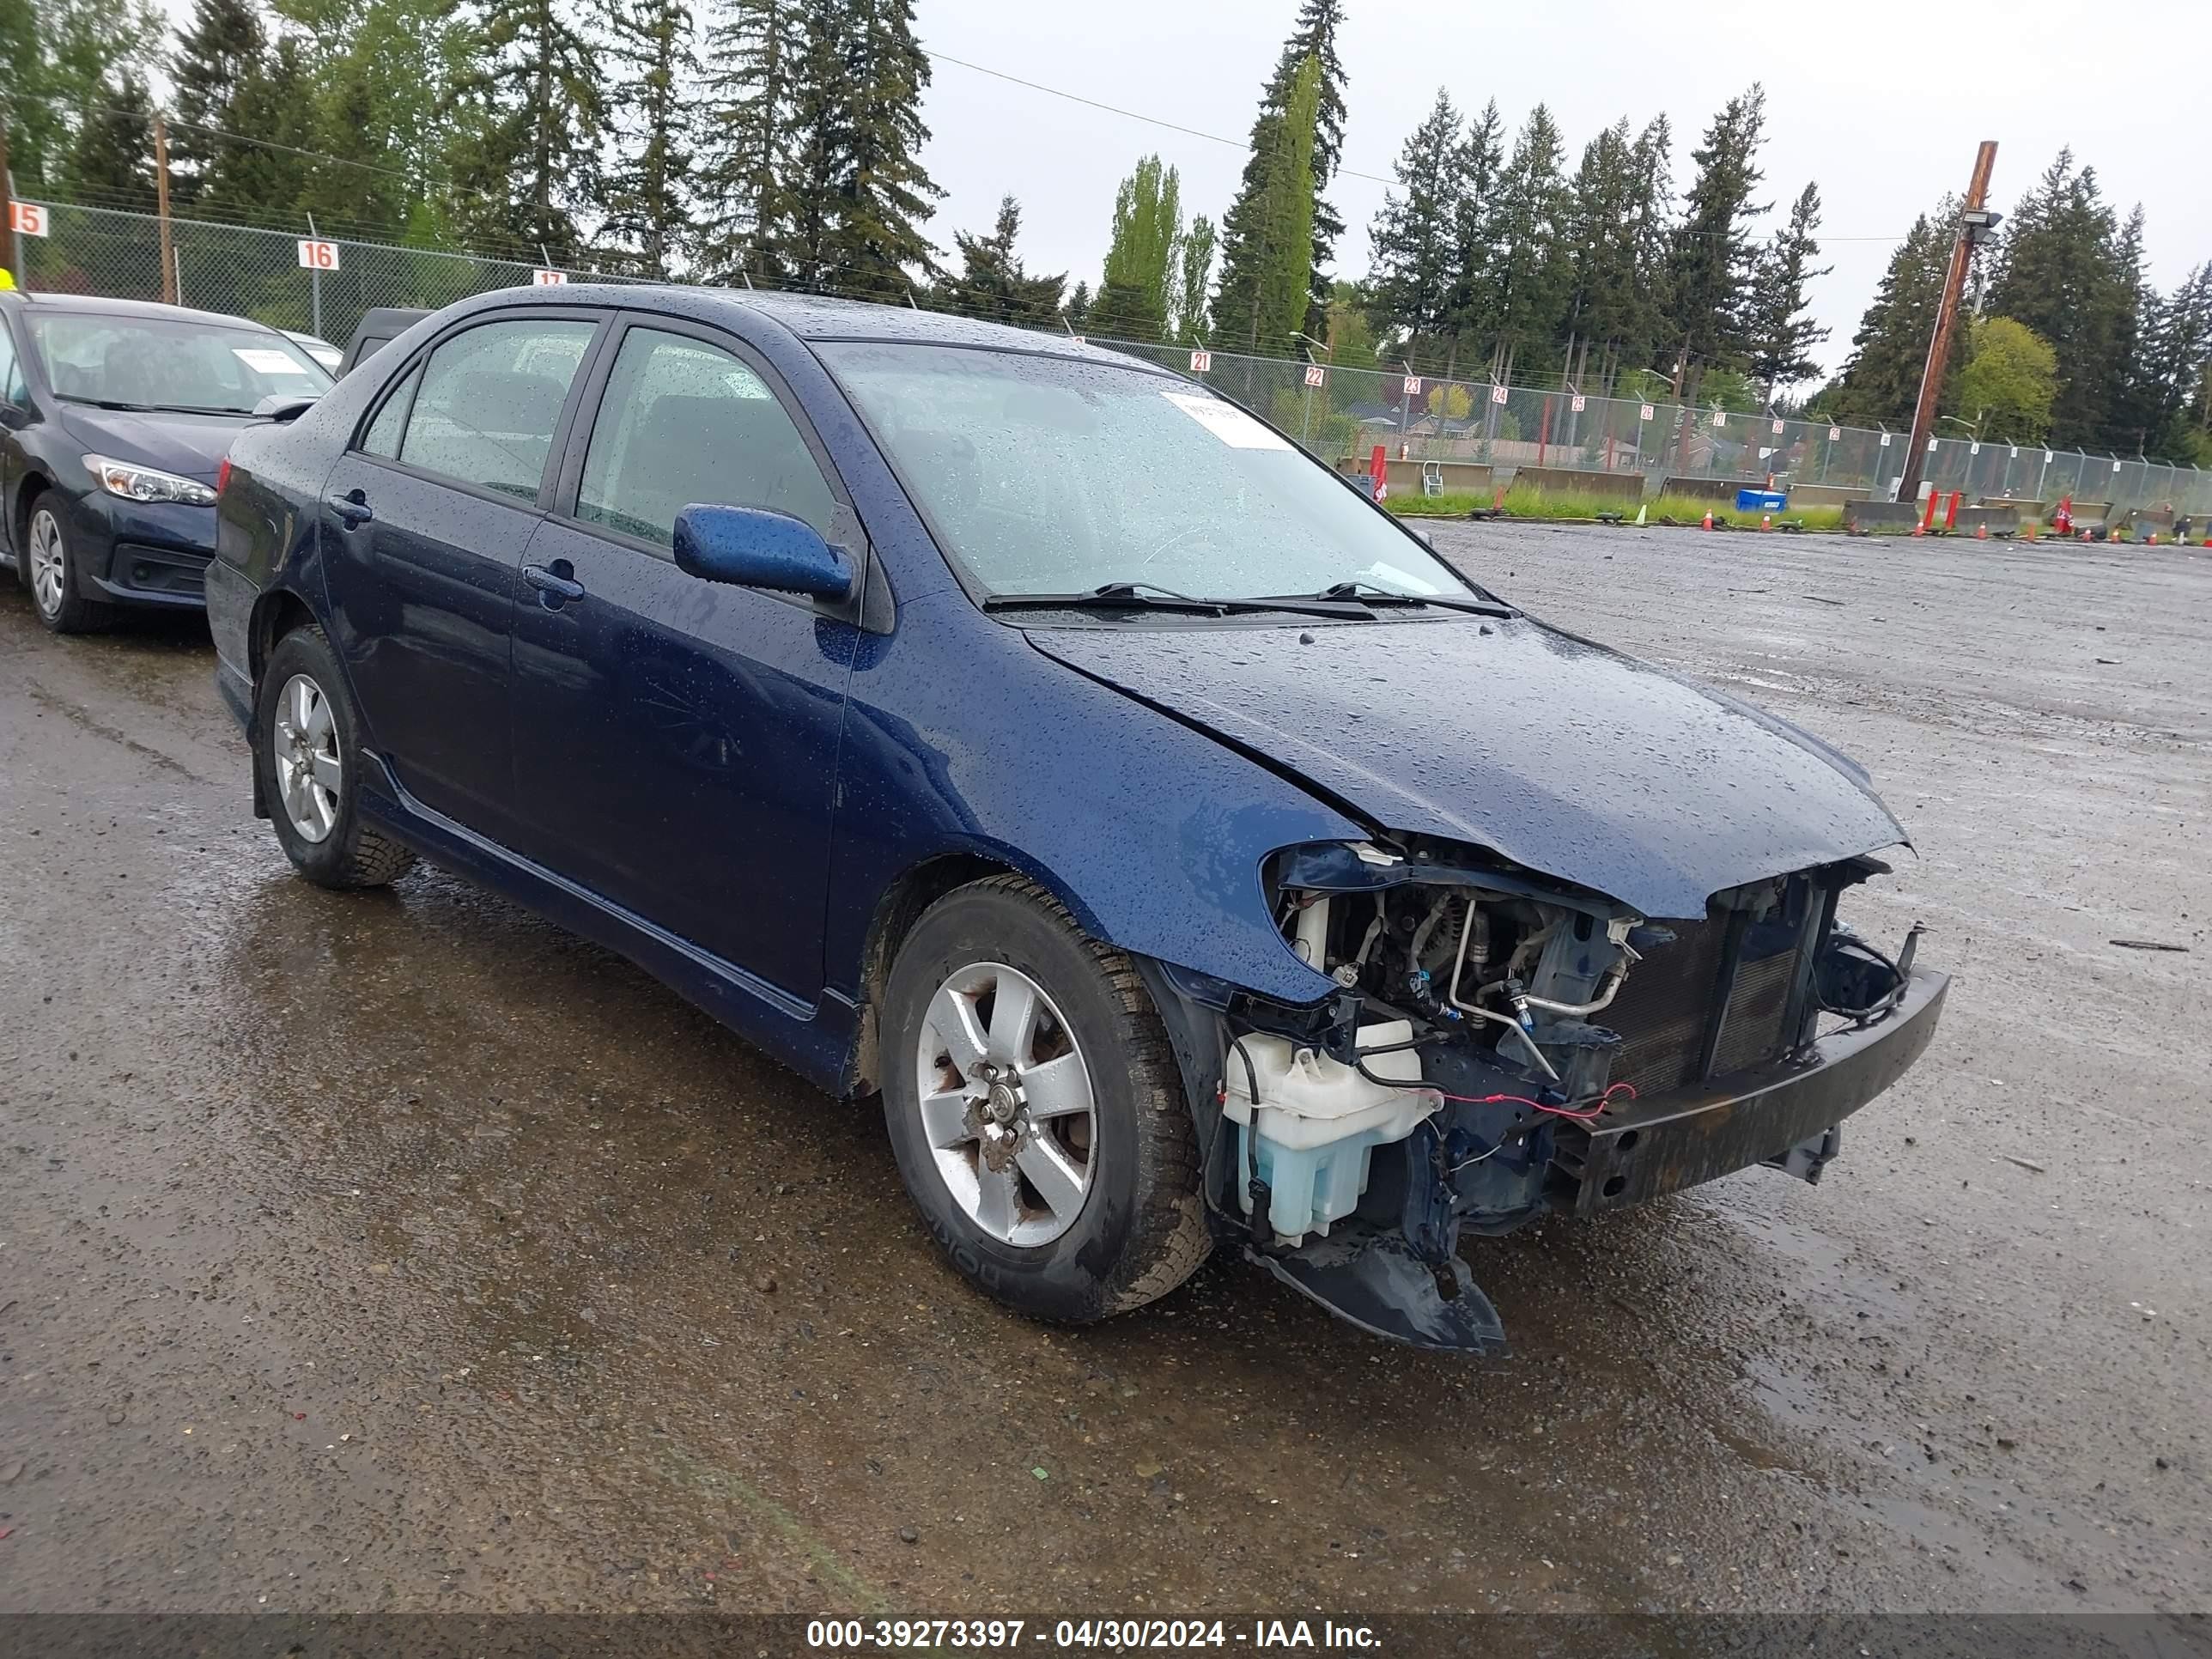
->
[83,454,218,507]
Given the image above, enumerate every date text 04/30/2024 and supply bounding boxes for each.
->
[805,1618,1382,1650]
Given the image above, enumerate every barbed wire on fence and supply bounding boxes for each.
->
[15,198,2209,519]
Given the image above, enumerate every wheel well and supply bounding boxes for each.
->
[848,852,1019,1097]
[250,588,316,683]
[11,472,50,556]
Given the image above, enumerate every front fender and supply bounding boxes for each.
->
[823,588,1354,1007]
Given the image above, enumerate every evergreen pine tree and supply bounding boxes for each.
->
[603,0,696,276]
[1560,119,1644,369]
[1666,84,1768,380]
[1827,206,1954,429]
[1485,104,1572,376]
[2145,263,2212,459]
[819,0,939,300]
[1091,155,1182,343]
[167,0,267,207]
[203,33,314,218]
[1745,181,1831,395]
[1444,98,1505,369]
[1365,89,1464,355]
[1211,54,1320,356]
[1064,280,1092,331]
[935,196,1065,326]
[60,71,158,212]
[694,0,803,281]
[1986,151,2131,447]
[448,0,606,260]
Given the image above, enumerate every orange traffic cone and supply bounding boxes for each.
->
[2147,531,2159,546]
[2024,520,2038,541]
[1760,513,1772,532]
[1975,521,1987,540]
[1701,509,1714,532]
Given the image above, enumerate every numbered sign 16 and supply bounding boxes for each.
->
[296,239,340,271]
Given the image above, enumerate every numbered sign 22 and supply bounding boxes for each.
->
[10,202,49,238]
[1303,363,1326,389]
[296,239,340,271]
[532,269,568,286]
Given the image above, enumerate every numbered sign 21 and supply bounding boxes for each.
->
[1188,349,1211,373]
[296,239,340,271]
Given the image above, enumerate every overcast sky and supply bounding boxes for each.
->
[909,0,2212,379]
[145,0,2212,379]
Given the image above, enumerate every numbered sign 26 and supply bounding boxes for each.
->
[1639,404,1655,422]
[296,239,340,271]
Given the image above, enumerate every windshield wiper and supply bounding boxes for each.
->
[1305,580,1517,618]
[982,581,1372,620]
[61,396,256,415]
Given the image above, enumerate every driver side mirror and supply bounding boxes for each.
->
[673,504,856,603]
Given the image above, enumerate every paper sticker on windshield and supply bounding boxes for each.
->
[233,347,304,374]
[1162,392,1291,451]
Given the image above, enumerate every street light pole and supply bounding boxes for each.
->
[1898,141,1999,508]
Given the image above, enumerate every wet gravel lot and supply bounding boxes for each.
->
[1,523,2206,1620]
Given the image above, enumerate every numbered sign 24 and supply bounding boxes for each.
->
[296,239,340,271]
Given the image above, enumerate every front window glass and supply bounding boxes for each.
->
[26,311,331,412]
[398,318,596,499]
[817,343,1464,602]
[578,327,836,546]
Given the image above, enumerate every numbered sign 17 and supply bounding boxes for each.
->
[532,269,568,286]
[296,239,340,271]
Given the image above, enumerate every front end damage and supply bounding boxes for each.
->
[1138,837,1948,1354]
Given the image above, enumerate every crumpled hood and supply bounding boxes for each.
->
[1026,613,1907,920]
[59,405,249,482]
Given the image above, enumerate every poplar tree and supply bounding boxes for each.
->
[1744,181,1831,395]
[1091,155,1182,342]
[603,0,696,276]
[694,0,803,281]
[1258,0,1349,334]
[1366,89,1464,353]
[1175,215,1218,344]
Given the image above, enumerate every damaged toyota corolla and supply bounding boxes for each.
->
[209,289,1945,1353]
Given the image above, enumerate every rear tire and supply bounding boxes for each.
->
[882,875,1212,1322]
[24,499,116,635]
[256,623,416,890]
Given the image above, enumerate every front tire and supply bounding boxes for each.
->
[24,499,115,635]
[882,875,1212,1322]
[255,623,416,889]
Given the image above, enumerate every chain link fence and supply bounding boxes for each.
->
[17,198,2212,520]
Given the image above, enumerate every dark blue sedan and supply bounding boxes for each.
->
[210,287,1946,1352]
[1,291,331,631]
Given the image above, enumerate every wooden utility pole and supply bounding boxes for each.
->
[1897,141,1999,507]
[154,114,177,305]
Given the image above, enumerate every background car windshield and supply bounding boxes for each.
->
[27,313,331,412]
[819,343,1465,601]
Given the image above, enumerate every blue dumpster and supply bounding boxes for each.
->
[1736,489,1787,512]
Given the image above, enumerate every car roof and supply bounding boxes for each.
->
[472,283,1177,374]
[2,290,289,334]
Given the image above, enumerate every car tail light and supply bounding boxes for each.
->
[216,457,233,497]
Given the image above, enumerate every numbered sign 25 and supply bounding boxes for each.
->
[296,239,340,271]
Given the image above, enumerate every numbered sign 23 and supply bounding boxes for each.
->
[296,239,340,271]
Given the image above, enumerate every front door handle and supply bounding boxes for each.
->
[522,562,586,604]
[326,490,374,527]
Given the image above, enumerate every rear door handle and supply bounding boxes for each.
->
[522,562,586,603]
[325,491,374,526]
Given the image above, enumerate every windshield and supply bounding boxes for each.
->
[818,343,1468,603]
[27,311,332,413]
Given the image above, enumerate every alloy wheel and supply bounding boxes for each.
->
[272,672,342,843]
[27,509,66,619]
[914,961,1097,1247]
